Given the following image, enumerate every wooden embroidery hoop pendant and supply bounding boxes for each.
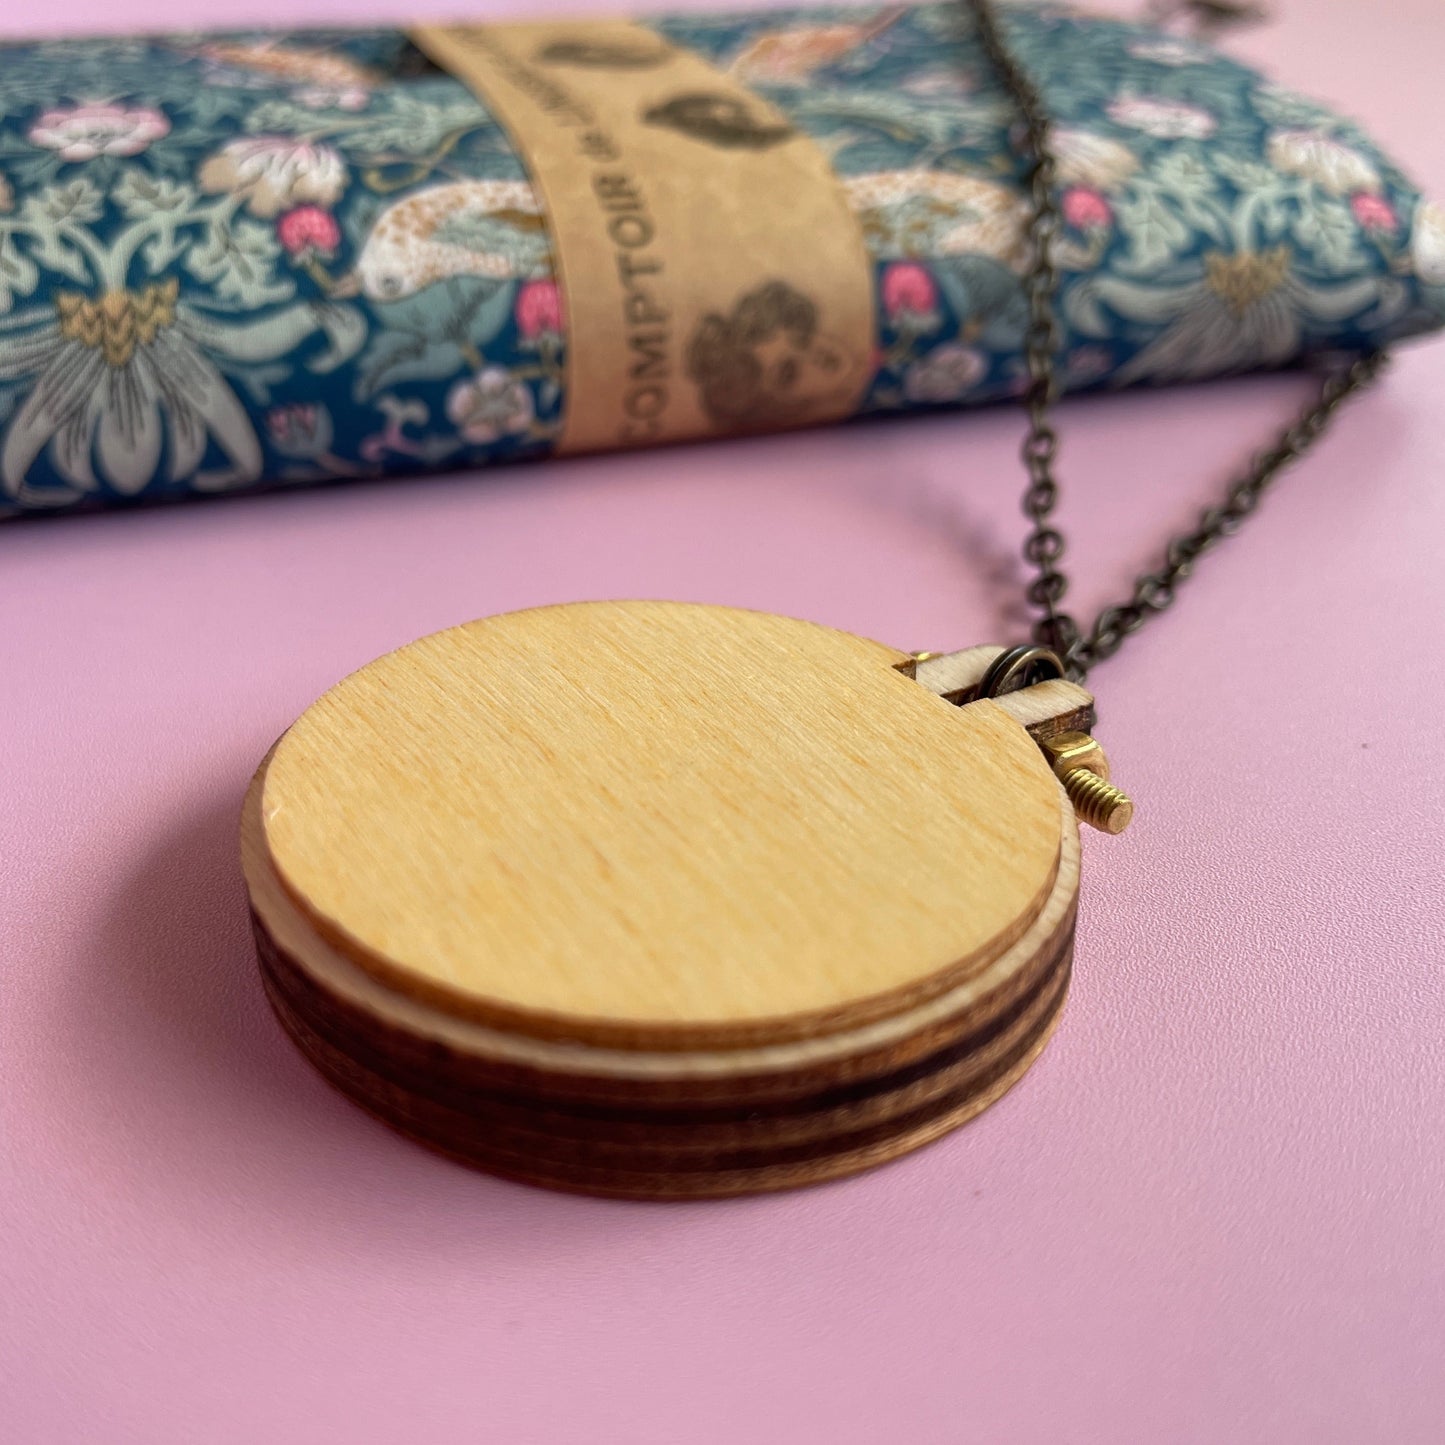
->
[243,601,1127,1199]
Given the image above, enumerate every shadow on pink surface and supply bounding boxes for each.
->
[90,788,679,1239]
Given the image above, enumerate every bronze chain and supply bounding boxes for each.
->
[966,0,1387,680]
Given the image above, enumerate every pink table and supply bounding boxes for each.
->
[4,2,1443,1440]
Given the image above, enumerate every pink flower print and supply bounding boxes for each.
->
[277,205,342,259]
[1350,192,1399,235]
[1065,345,1113,384]
[881,263,941,342]
[28,103,169,162]
[881,262,938,322]
[266,403,333,459]
[293,85,371,113]
[903,343,987,404]
[515,279,564,340]
[1062,186,1113,232]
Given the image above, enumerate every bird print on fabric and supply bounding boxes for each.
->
[339,181,553,303]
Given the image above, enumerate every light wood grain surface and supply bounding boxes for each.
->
[244,765,1078,1092]
[262,602,1064,1048]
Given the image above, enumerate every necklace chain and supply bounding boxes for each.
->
[966,0,1388,681]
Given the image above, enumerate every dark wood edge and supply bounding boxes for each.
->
[258,916,1071,1155]
[253,893,1074,1118]
[261,959,1069,1200]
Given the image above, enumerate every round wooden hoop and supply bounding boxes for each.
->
[243,605,1085,1198]
[245,764,1079,1198]
[259,603,1065,1050]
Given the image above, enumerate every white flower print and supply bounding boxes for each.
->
[446,367,534,443]
[28,104,169,162]
[1126,38,1211,67]
[1077,248,1383,385]
[198,136,347,219]
[902,343,987,403]
[1106,95,1218,141]
[1052,128,1140,192]
[0,280,257,496]
[0,279,364,502]
[1266,129,1382,197]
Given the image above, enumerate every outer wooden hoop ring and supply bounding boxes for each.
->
[244,764,1080,1198]
[258,603,1067,1050]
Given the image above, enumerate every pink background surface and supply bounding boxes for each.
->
[3,2,1444,1440]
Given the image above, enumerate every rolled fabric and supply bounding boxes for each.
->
[0,3,1439,516]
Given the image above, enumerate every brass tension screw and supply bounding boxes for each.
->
[1040,732,1134,835]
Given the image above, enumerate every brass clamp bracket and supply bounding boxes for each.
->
[903,644,1135,835]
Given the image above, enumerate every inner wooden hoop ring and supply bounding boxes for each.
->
[243,762,1080,1100]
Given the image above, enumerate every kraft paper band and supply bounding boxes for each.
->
[411,20,876,454]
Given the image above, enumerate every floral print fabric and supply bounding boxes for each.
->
[0,4,1440,515]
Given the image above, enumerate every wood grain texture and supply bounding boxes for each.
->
[244,760,1079,1197]
[258,958,1070,1199]
[255,913,1071,1158]
[261,602,1064,1048]
[243,606,1093,1198]
[243,748,1080,1098]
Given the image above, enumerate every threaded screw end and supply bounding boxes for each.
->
[1063,768,1134,834]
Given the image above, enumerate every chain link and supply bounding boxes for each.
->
[967,0,1387,681]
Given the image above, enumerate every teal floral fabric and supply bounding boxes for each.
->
[0,4,1440,515]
